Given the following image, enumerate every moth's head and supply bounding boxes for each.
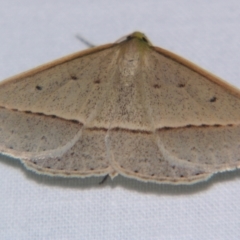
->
[116,31,153,47]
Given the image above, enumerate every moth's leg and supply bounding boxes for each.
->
[99,175,109,184]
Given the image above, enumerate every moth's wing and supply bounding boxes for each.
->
[0,44,118,176]
[141,46,240,128]
[108,125,240,184]
[0,44,119,126]
[108,46,240,184]
[0,108,112,177]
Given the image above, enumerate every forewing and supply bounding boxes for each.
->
[142,48,240,128]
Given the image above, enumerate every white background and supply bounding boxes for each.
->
[0,1,240,239]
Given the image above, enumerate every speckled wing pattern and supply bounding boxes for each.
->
[0,32,240,184]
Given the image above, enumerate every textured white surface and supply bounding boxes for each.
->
[0,1,240,239]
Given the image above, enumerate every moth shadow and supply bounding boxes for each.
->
[1,154,240,195]
[0,154,105,189]
[113,170,240,196]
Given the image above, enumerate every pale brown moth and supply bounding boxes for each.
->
[0,32,240,184]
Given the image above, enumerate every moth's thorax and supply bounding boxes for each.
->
[118,50,140,77]
[116,39,148,86]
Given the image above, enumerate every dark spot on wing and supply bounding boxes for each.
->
[36,85,42,90]
[71,75,78,80]
[209,96,217,102]
[94,79,101,84]
[153,84,160,89]
[178,83,185,88]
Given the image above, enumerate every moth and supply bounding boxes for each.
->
[0,32,239,184]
